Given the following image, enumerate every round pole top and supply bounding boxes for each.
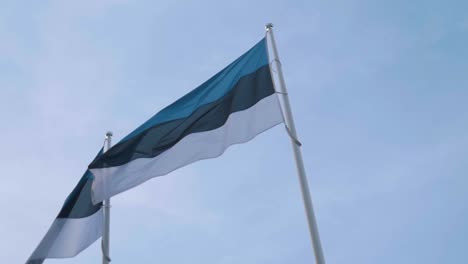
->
[265,23,274,31]
[106,131,113,138]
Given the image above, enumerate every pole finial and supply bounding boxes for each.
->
[265,23,274,31]
[106,131,113,138]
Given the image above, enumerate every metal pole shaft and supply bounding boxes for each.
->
[265,23,326,264]
[102,131,113,264]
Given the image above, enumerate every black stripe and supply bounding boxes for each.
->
[89,64,274,169]
[26,258,44,264]
[57,170,102,218]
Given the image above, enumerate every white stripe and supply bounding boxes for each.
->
[91,94,283,203]
[27,209,103,262]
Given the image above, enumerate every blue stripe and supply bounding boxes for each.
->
[120,38,269,143]
[57,148,103,218]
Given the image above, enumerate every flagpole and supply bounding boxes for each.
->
[265,23,326,264]
[102,131,113,264]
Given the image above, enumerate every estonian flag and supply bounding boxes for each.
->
[89,37,284,203]
[26,150,105,264]
[26,37,283,263]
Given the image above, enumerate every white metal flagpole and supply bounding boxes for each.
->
[265,23,326,264]
[102,131,113,264]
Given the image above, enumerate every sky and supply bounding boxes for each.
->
[1,0,467,263]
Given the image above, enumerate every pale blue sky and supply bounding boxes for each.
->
[1,0,467,263]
